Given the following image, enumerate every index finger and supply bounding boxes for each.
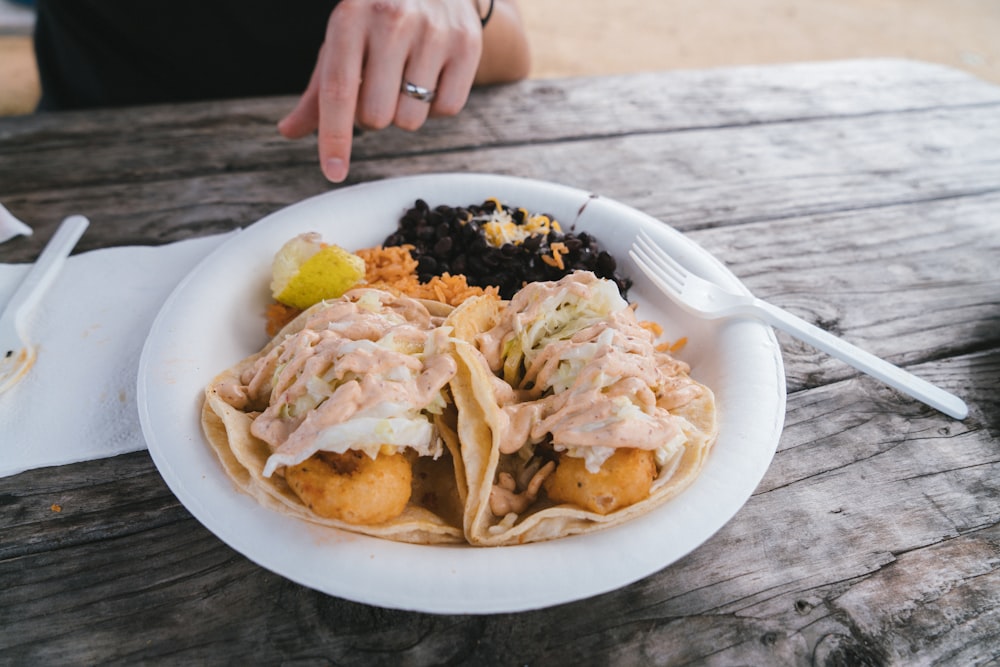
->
[317,18,367,183]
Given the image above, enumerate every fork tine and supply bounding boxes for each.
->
[629,241,682,295]
[628,246,667,293]
[636,231,687,285]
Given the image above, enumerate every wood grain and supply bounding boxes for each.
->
[3,58,1000,256]
[1,59,998,664]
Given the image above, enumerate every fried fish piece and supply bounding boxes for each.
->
[543,448,656,515]
[285,450,413,525]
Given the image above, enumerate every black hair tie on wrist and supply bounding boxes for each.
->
[479,0,495,27]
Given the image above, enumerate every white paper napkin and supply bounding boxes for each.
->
[0,232,235,477]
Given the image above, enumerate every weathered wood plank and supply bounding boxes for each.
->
[690,192,1000,392]
[2,59,998,196]
[368,105,1000,232]
[3,102,999,263]
[3,59,998,152]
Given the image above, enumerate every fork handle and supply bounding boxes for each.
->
[6,216,90,326]
[745,298,968,420]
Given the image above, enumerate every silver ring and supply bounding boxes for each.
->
[401,81,436,103]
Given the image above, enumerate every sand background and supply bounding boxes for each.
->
[2,0,999,116]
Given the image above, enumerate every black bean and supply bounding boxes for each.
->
[596,251,617,275]
[418,255,438,274]
[433,237,453,256]
[383,198,632,300]
[462,222,480,240]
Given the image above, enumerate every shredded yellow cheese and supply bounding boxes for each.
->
[542,242,569,270]
[478,202,563,248]
[641,321,664,338]
[655,336,688,353]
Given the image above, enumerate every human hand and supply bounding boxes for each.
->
[278,0,485,183]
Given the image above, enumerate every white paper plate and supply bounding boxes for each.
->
[138,173,786,614]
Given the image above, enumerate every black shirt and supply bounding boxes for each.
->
[34,0,338,110]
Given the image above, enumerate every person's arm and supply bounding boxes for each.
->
[474,0,531,85]
[278,0,531,183]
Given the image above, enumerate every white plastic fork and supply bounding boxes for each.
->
[0,215,89,395]
[629,230,968,420]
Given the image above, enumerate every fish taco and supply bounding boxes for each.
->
[447,271,718,546]
[202,288,466,544]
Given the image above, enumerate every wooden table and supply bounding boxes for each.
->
[2,59,998,664]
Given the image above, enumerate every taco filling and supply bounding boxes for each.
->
[449,270,717,545]
[203,288,465,543]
